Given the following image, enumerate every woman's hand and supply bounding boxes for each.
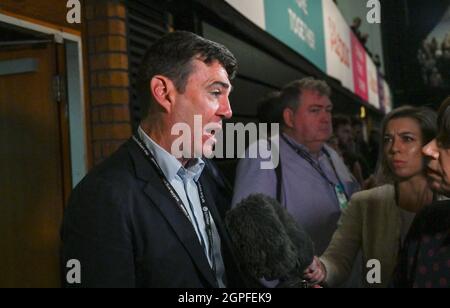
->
[303,256,327,285]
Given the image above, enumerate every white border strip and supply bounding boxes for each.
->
[0,13,81,42]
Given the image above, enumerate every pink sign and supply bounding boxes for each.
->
[351,32,368,102]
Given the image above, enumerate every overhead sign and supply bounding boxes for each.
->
[264,0,327,72]
[224,0,266,30]
[366,53,379,109]
[322,0,354,92]
[224,0,393,112]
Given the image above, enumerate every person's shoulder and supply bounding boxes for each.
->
[64,140,150,226]
[73,141,137,195]
[350,184,395,205]
[236,139,279,171]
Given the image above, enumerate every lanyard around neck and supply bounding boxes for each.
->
[281,134,349,200]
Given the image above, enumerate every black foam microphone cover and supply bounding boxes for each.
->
[225,194,315,284]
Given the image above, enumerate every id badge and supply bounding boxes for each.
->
[334,184,348,210]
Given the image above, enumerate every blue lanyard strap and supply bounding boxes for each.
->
[281,134,349,200]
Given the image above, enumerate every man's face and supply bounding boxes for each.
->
[171,59,232,158]
[290,90,333,149]
[336,124,353,149]
[423,139,450,197]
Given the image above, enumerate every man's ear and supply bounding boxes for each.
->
[150,75,177,113]
[283,108,295,129]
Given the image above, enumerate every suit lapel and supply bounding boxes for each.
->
[126,140,218,287]
[199,176,227,242]
[199,175,245,286]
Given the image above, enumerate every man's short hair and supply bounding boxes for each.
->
[437,96,450,148]
[137,31,238,118]
[279,77,331,112]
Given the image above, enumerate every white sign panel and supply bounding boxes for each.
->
[225,0,266,30]
[366,53,379,109]
[322,0,354,92]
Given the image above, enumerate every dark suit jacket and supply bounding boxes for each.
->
[61,139,245,288]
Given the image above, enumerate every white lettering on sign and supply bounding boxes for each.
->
[288,8,316,50]
[296,0,309,15]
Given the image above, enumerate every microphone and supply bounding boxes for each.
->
[225,194,315,288]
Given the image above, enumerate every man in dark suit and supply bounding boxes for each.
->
[61,31,244,288]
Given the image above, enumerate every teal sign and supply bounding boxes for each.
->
[264,0,326,72]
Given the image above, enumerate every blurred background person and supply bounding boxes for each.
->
[303,106,438,288]
[351,117,373,176]
[327,134,341,156]
[333,115,365,188]
[368,129,381,174]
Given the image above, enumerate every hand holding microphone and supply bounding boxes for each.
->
[303,256,327,285]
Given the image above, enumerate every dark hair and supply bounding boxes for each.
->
[437,97,450,148]
[137,31,238,118]
[256,92,283,124]
[279,77,331,114]
[333,115,351,132]
[376,106,438,183]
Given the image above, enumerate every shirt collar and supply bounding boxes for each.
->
[281,132,326,159]
[137,126,205,182]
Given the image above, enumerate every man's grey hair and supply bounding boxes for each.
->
[279,77,331,112]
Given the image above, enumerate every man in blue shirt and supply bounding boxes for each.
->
[233,78,360,257]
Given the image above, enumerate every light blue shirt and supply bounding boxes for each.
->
[138,127,226,287]
[232,133,360,255]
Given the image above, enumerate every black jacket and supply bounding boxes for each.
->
[61,139,244,288]
[391,200,450,288]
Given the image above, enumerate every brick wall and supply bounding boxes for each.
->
[85,0,132,165]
